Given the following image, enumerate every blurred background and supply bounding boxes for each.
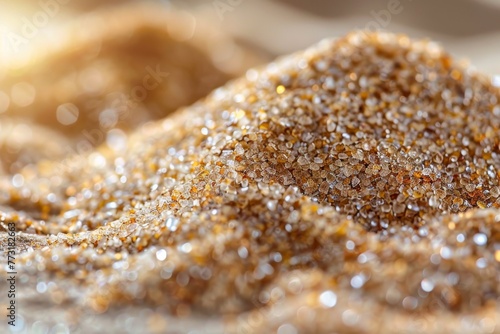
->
[1,0,500,175]
[2,0,500,73]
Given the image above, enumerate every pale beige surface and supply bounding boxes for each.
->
[1,2,500,334]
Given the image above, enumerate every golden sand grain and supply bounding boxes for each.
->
[1,31,499,333]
